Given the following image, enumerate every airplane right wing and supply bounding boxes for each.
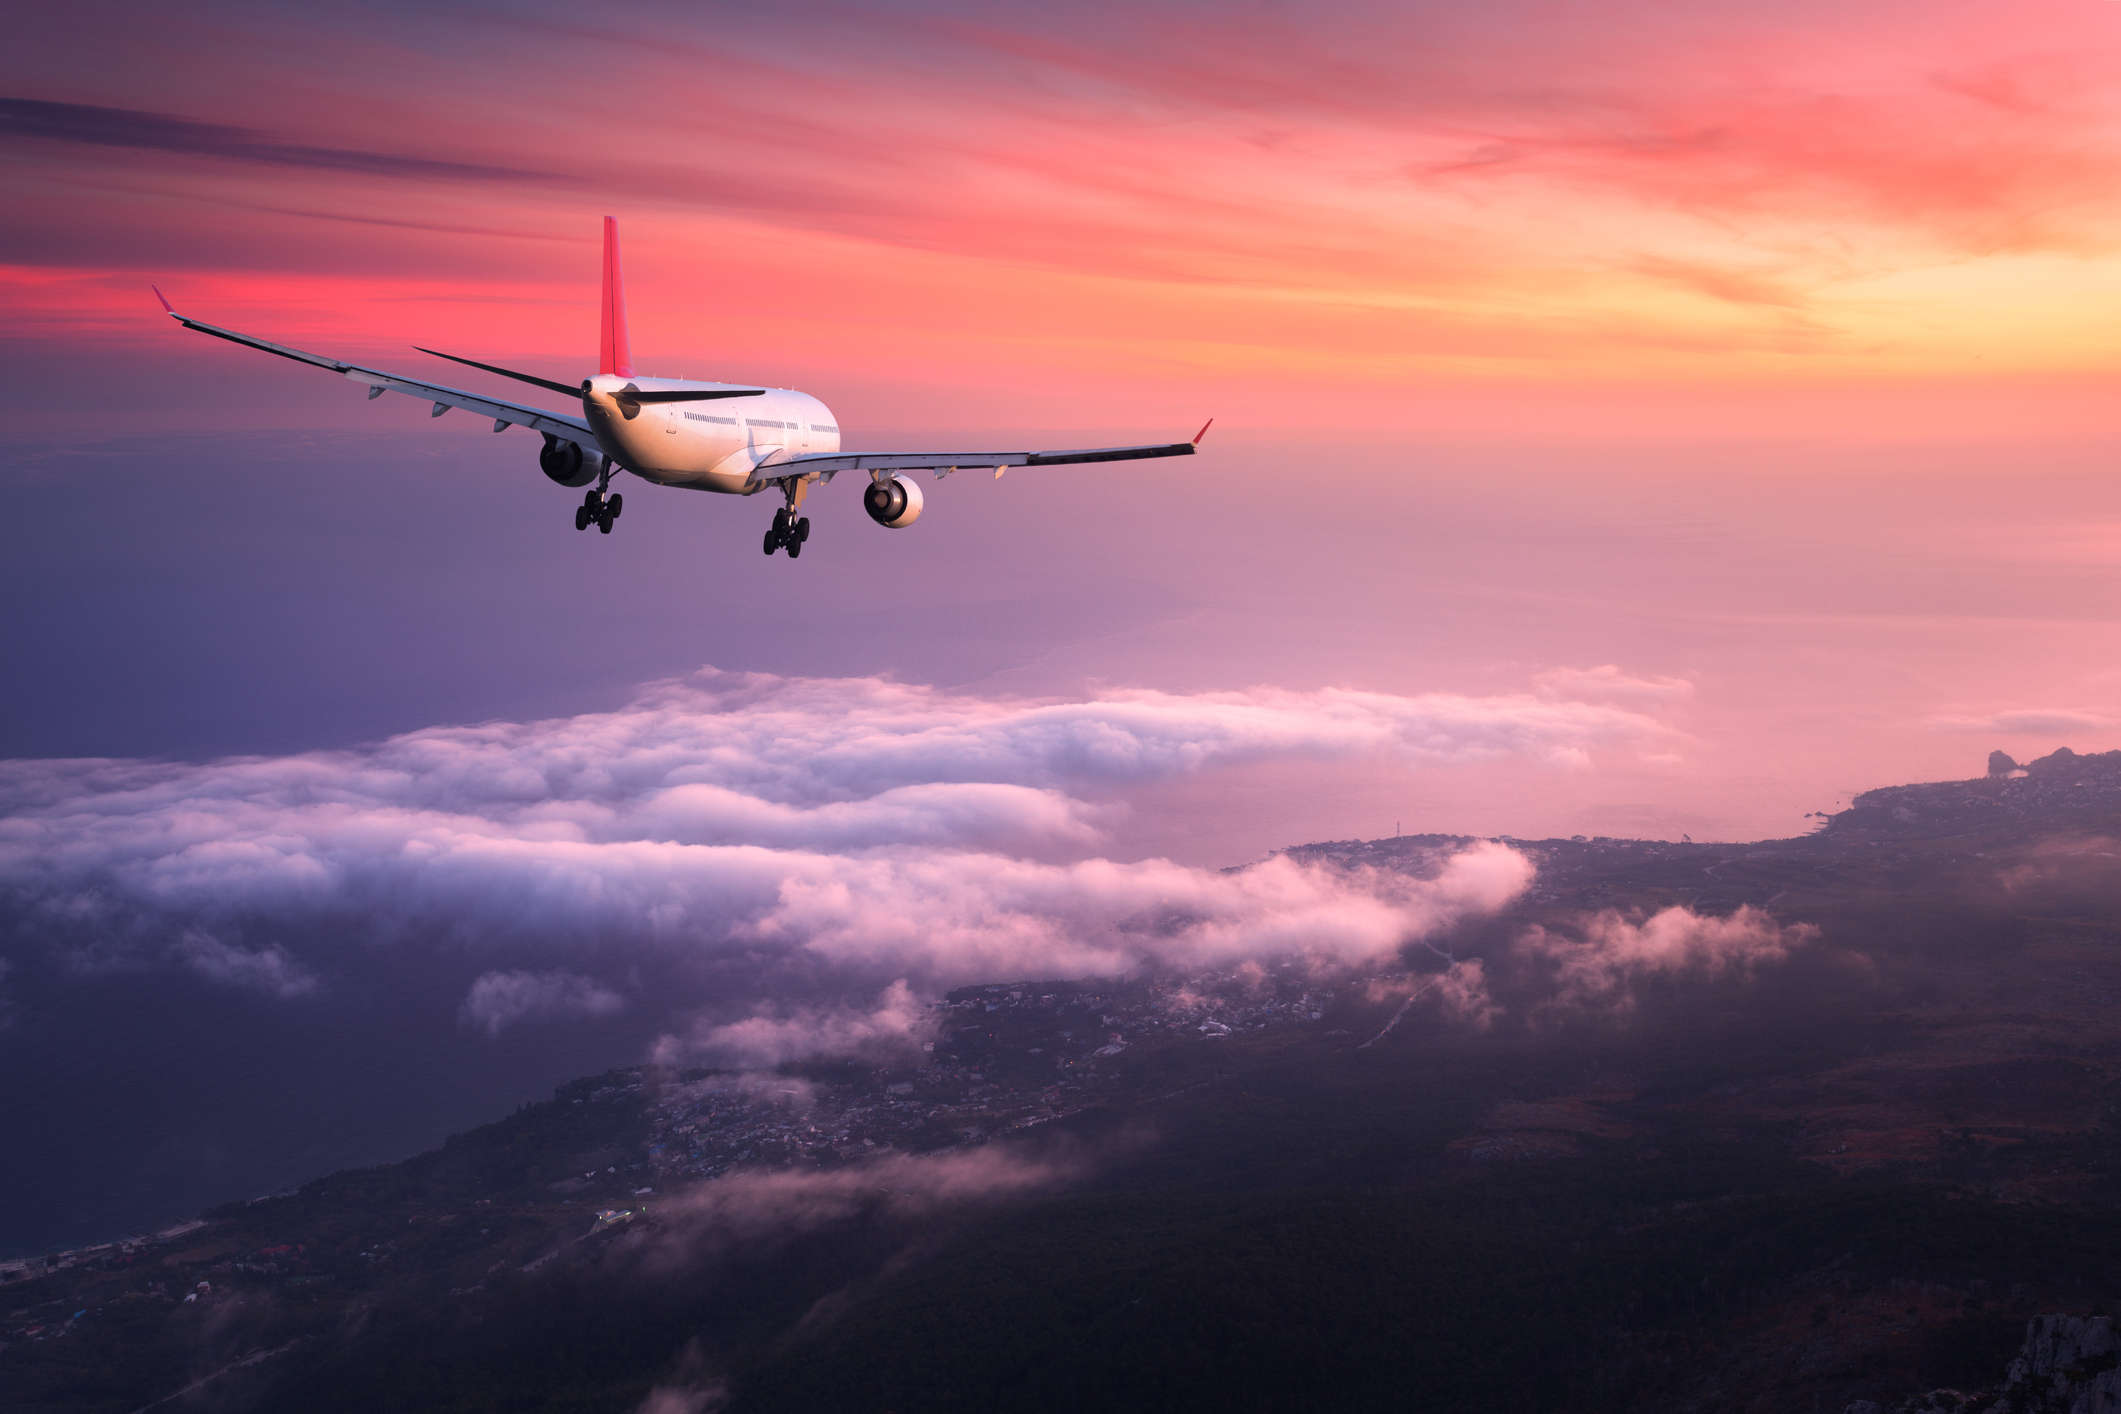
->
[745,421,1213,489]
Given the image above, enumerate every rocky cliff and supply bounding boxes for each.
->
[1849,1315,2121,1414]
[1825,749,2121,840]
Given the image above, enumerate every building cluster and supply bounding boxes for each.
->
[641,967,1341,1184]
[0,1218,207,1290]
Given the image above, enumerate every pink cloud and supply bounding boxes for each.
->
[626,1146,1081,1277]
[668,980,933,1070]
[1516,904,1818,1013]
[635,1385,725,1414]
[748,842,1534,985]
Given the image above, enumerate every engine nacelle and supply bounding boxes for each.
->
[862,475,924,529]
[539,435,597,488]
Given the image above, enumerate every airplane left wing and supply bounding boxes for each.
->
[153,290,604,454]
[745,421,1212,489]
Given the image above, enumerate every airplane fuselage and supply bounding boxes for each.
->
[581,374,839,495]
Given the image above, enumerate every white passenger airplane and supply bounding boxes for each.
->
[155,218,1208,558]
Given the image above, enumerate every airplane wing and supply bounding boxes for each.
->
[745,421,1212,489]
[153,290,604,455]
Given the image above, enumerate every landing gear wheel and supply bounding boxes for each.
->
[793,516,811,545]
[771,507,792,537]
[597,509,614,534]
[763,527,780,556]
[583,489,601,511]
[787,533,803,559]
[606,493,623,521]
[575,506,591,532]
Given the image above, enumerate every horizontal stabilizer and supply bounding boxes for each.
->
[620,387,766,403]
[415,347,580,398]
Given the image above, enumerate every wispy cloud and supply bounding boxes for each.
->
[1625,256,1813,312]
[172,929,317,999]
[1357,900,1815,1035]
[1533,665,1695,707]
[665,979,932,1069]
[461,969,626,1038]
[1515,904,1817,1015]
[638,1145,1080,1262]
[1926,708,2114,735]
[0,97,570,185]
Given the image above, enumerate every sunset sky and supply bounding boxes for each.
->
[11,0,2121,436]
[5,0,2121,1250]
[5,0,2118,829]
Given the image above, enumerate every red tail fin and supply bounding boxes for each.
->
[599,216,632,378]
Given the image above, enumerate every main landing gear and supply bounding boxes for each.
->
[575,460,623,534]
[763,477,812,558]
[764,506,810,558]
[575,489,623,533]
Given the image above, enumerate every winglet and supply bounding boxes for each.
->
[151,285,176,318]
[599,216,633,378]
[1193,417,1214,446]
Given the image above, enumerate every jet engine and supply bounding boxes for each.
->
[862,475,924,529]
[539,435,597,488]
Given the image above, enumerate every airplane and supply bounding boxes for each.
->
[154,218,1209,558]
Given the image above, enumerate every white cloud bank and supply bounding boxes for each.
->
[0,666,1717,1064]
[0,669,1673,871]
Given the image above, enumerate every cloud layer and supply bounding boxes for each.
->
[0,667,1664,871]
[0,664,1813,1096]
[0,664,1806,1252]
[0,668,1651,1024]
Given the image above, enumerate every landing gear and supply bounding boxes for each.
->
[763,508,810,557]
[574,482,623,534]
[761,481,812,558]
